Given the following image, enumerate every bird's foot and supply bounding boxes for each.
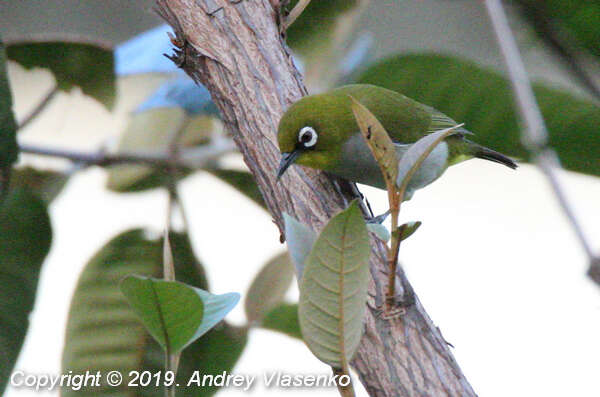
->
[367,210,390,224]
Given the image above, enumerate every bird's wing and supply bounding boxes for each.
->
[423,105,473,135]
[423,104,471,135]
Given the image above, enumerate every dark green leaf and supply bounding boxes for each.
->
[0,189,52,394]
[121,276,238,353]
[515,0,600,58]
[358,54,600,177]
[61,230,246,397]
[174,323,247,397]
[398,221,422,242]
[261,303,301,340]
[7,40,115,109]
[121,277,202,353]
[0,40,18,197]
[11,167,68,203]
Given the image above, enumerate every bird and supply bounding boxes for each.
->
[276,84,516,200]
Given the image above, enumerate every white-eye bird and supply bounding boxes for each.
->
[276,84,516,199]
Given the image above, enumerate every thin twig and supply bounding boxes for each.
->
[484,0,599,282]
[18,136,237,169]
[18,85,59,130]
[283,0,311,29]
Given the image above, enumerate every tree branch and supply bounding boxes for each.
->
[155,1,476,395]
[484,0,600,286]
[18,135,236,169]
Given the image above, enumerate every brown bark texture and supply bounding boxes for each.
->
[156,0,477,395]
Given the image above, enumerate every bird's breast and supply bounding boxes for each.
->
[330,133,450,195]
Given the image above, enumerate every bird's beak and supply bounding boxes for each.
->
[277,150,300,181]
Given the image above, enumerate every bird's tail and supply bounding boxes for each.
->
[469,142,518,169]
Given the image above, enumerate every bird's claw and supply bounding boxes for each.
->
[367,210,391,224]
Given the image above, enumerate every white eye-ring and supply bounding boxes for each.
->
[298,126,318,148]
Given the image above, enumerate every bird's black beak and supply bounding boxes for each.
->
[277,150,300,181]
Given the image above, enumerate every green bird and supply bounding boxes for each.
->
[276,84,516,199]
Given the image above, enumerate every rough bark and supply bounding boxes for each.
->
[156,1,476,395]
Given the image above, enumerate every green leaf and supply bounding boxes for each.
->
[261,303,301,340]
[61,230,246,397]
[398,221,422,242]
[11,167,68,203]
[0,189,52,394]
[515,0,600,59]
[207,169,266,209]
[174,324,247,397]
[396,124,464,196]
[245,252,295,324]
[121,276,238,353]
[7,40,115,109]
[298,200,370,368]
[357,54,600,177]
[283,212,317,281]
[367,223,390,242]
[0,40,18,196]
[120,277,201,353]
[350,94,398,190]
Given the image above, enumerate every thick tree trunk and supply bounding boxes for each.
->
[156,1,476,395]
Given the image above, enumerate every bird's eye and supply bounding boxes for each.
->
[298,126,318,148]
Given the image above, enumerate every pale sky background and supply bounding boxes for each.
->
[3,1,600,396]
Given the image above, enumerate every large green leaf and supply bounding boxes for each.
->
[245,252,294,324]
[298,200,370,368]
[0,40,18,196]
[7,40,115,109]
[61,230,246,396]
[261,303,301,340]
[0,189,52,394]
[515,0,600,59]
[358,54,600,177]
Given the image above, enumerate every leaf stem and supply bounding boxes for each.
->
[333,367,355,397]
[164,352,179,397]
[18,84,59,130]
[385,189,400,308]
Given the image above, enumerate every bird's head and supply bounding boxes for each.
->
[276,93,353,180]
